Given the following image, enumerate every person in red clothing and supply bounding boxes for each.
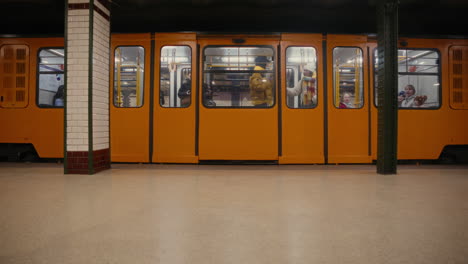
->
[339,92,354,108]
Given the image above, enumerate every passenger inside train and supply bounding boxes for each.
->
[285,47,318,109]
[203,47,275,108]
[249,56,273,108]
[160,46,192,108]
[286,64,317,108]
[37,48,65,107]
[203,83,216,107]
[1,33,466,164]
[178,70,192,107]
[53,85,64,107]
[398,84,427,108]
[339,92,354,108]
[375,48,438,109]
[333,47,364,109]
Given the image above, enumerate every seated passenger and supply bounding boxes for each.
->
[203,83,216,107]
[53,85,64,107]
[339,92,354,109]
[287,65,317,108]
[160,91,165,106]
[398,84,426,108]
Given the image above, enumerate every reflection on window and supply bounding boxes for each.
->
[37,48,64,107]
[374,49,440,108]
[114,46,144,107]
[202,47,275,108]
[286,47,317,109]
[159,46,192,108]
[333,47,363,109]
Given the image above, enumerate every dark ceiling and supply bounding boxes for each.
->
[1,0,468,37]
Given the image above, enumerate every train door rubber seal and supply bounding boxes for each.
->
[322,39,329,164]
[149,33,156,163]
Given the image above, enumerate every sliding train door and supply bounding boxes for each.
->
[198,36,280,160]
[153,33,198,163]
[279,34,324,164]
[326,35,372,163]
[110,34,151,162]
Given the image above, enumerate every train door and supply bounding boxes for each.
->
[279,34,324,164]
[110,34,151,162]
[198,36,280,160]
[153,33,198,163]
[326,35,372,163]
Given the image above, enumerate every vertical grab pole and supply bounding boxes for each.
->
[116,48,122,107]
[334,59,340,108]
[136,49,141,106]
[354,49,361,106]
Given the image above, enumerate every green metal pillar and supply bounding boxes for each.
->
[377,0,399,174]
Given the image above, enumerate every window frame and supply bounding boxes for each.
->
[372,47,442,110]
[332,46,365,110]
[159,45,192,108]
[113,45,146,108]
[201,45,277,109]
[36,47,65,109]
[285,45,319,110]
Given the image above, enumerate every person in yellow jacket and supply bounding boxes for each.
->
[249,56,273,107]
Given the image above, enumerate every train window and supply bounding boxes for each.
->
[37,48,64,108]
[114,46,145,108]
[374,48,440,109]
[285,47,317,109]
[202,46,275,108]
[1,45,30,108]
[449,46,468,109]
[333,47,364,109]
[159,46,191,108]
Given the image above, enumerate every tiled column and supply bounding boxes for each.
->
[65,0,111,174]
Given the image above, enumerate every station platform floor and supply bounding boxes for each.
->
[0,162,467,264]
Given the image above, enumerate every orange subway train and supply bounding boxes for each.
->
[1,33,467,163]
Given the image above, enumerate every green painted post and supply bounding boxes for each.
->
[377,0,399,174]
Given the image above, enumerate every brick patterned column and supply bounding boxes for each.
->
[65,0,111,174]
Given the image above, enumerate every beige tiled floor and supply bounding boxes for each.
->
[0,163,467,264]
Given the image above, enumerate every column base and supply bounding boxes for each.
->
[66,148,110,174]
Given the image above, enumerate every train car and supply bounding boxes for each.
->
[1,33,467,163]
[0,36,64,161]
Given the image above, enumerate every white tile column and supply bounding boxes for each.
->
[65,0,111,174]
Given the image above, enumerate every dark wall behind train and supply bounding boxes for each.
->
[1,0,467,37]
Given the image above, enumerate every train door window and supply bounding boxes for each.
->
[373,49,378,107]
[159,46,191,108]
[114,46,145,108]
[202,46,275,108]
[37,48,64,108]
[0,45,30,108]
[332,47,364,109]
[374,49,441,109]
[285,47,317,109]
